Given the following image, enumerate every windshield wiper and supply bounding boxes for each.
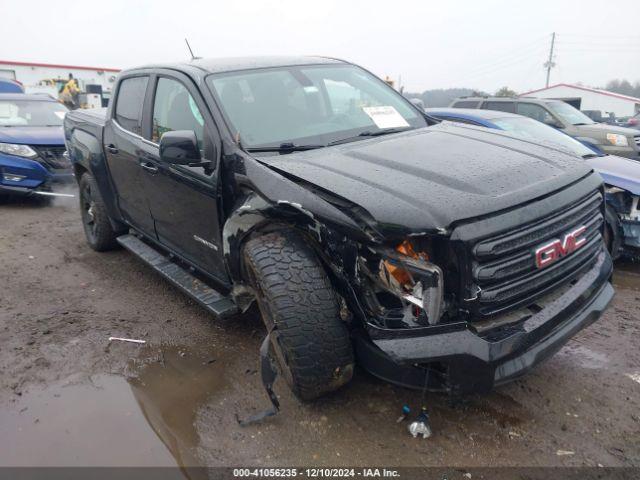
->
[246,142,325,153]
[328,127,413,146]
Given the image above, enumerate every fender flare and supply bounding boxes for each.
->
[222,192,321,284]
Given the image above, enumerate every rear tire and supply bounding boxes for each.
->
[243,230,354,401]
[79,173,121,251]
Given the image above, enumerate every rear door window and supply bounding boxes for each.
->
[114,76,148,135]
[482,101,516,113]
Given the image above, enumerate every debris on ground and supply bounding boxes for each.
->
[408,407,432,438]
[396,405,411,423]
[556,450,575,456]
[108,337,146,344]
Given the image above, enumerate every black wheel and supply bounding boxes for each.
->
[79,173,121,251]
[243,230,354,401]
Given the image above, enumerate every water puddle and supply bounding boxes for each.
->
[0,345,228,471]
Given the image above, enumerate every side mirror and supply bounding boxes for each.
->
[409,98,425,110]
[159,130,200,165]
[544,118,563,129]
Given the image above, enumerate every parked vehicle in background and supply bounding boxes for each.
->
[0,78,24,94]
[427,107,640,260]
[450,96,640,160]
[582,110,617,125]
[625,112,640,130]
[64,56,613,403]
[0,94,72,199]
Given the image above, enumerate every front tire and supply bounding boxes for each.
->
[243,230,354,401]
[79,173,121,251]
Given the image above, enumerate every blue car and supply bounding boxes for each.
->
[426,108,640,260]
[0,78,24,93]
[0,94,73,199]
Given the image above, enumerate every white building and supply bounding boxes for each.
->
[0,60,120,102]
[519,83,640,118]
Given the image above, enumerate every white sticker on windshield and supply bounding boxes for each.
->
[362,106,409,129]
[54,111,66,119]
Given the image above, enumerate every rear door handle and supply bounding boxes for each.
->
[106,144,119,154]
[140,161,159,174]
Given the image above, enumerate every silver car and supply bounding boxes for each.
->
[450,96,640,160]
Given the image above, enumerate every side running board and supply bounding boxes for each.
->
[116,234,238,319]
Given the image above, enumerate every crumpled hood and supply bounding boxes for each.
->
[257,123,593,233]
[0,126,65,146]
[586,154,640,195]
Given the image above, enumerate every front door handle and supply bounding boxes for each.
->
[140,161,159,174]
[106,144,119,154]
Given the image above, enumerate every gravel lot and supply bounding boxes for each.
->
[0,191,639,471]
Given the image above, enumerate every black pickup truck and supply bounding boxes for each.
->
[64,56,614,401]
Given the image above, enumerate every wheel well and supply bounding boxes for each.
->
[240,223,350,305]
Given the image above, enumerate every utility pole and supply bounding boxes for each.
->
[544,32,556,88]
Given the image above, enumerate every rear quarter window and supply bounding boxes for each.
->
[482,101,516,113]
[452,100,481,108]
[115,76,148,135]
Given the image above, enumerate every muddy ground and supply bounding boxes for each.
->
[0,191,639,471]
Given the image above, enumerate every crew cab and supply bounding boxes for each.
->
[64,56,613,401]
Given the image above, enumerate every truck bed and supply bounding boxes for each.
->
[68,107,107,127]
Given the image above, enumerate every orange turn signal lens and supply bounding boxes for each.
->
[384,240,429,286]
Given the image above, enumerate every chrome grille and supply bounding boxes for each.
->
[471,190,604,316]
[34,146,70,170]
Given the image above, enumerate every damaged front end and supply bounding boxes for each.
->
[360,240,445,329]
[347,186,614,396]
[350,235,468,392]
[227,156,613,398]
[606,185,640,258]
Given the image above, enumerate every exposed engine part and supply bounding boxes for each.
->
[606,186,640,251]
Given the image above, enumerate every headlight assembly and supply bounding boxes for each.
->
[0,142,38,159]
[605,133,629,147]
[362,240,444,326]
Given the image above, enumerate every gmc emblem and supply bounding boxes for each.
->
[534,226,587,269]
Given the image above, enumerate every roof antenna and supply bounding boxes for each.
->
[185,38,200,60]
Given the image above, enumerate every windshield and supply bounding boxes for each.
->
[493,116,597,157]
[206,64,426,149]
[0,100,69,127]
[546,101,595,126]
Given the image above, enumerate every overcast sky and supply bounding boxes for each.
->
[3,0,639,94]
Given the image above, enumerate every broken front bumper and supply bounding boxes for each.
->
[355,251,614,394]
